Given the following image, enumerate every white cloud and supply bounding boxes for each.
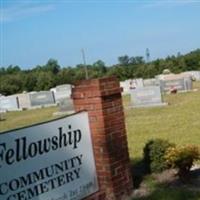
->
[0,2,55,23]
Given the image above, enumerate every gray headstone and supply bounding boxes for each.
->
[183,71,200,81]
[143,78,159,87]
[0,96,19,111]
[29,91,55,107]
[130,86,166,107]
[54,84,72,103]
[184,77,193,91]
[130,79,144,89]
[58,98,74,112]
[160,78,190,93]
[11,93,31,109]
[120,79,144,95]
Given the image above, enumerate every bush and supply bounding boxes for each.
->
[143,139,175,173]
[165,145,200,180]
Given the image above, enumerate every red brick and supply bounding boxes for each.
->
[72,77,133,200]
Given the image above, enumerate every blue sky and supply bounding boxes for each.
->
[0,0,200,69]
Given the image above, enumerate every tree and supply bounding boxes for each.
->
[0,74,23,95]
[118,55,129,65]
[92,60,107,76]
[1,49,200,95]
[6,65,21,74]
[44,59,60,74]
[35,71,55,91]
[24,73,37,91]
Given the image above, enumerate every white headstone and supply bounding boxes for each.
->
[11,93,31,109]
[182,71,200,81]
[130,79,144,89]
[157,73,193,93]
[29,91,55,107]
[53,84,72,103]
[0,96,19,111]
[59,98,74,112]
[120,79,144,95]
[130,86,166,107]
[143,78,159,87]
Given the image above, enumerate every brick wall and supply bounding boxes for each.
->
[72,77,133,200]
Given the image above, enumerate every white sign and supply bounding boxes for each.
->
[0,112,98,200]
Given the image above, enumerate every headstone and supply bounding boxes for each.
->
[143,78,159,87]
[120,79,144,95]
[157,73,193,93]
[160,78,186,93]
[29,91,55,107]
[130,78,144,89]
[120,80,131,95]
[0,109,6,121]
[0,96,19,111]
[184,76,193,91]
[182,71,200,81]
[58,98,74,112]
[11,93,31,109]
[53,84,72,103]
[130,86,166,107]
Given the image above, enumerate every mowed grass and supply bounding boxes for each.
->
[0,82,199,200]
[0,106,58,132]
[1,82,200,160]
[125,81,200,162]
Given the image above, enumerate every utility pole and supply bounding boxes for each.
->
[146,48,150,63]
[81,48,89,80]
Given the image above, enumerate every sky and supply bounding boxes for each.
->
[0,0,200,69]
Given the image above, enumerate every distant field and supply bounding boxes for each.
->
[1,82,200,163]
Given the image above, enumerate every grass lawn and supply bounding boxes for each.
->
[125,81,200,162]
[0,106,58,132]
[1,82,200,152]
[0,81,200,199]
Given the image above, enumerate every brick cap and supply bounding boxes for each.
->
[74,76,118,86]
[72,77,122,98]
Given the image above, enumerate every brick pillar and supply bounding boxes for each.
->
[72,77,133,200]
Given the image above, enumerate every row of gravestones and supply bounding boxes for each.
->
[120,71,200,108]
[0,84,74,112]
[120,76,194,95]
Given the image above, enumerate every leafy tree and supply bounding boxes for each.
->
[0,49,200,95]
[44,59,60,74]
[118,55,129,65]
[35,71,55,91]
[0,74,23,95]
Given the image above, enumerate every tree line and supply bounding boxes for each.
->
[0,49,200,96]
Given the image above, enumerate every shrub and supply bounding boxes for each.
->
[143,139,175,173]
[165,145,200,180]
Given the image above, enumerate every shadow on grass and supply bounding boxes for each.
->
[130,158,149,189]
[131,159,200,200]
[132,188,200,200]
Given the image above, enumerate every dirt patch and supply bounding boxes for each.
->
[131,165,200,198]
[153,166,200,190]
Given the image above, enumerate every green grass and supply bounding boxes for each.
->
[0,82,200,199]
[1,83,200,155]
[0,106,58,132]
[125,82,200,162]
